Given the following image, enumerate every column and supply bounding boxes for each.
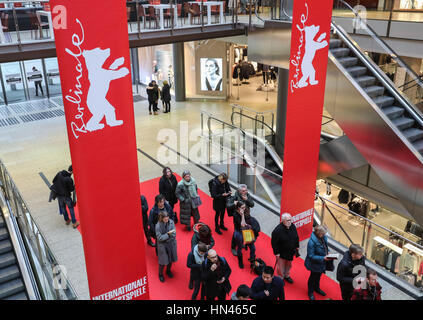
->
[275,67,289,158]
[172,42,186,101]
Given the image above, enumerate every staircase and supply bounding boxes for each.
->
[0,214,28,300]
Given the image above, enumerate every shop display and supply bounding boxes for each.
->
[347,196,369,218]
[371,236,402,273]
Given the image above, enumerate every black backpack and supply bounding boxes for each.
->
[208,178,215,196]
[250,258,266,276]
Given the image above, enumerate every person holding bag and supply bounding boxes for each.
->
[232,201,256,269]
[175,170,201,231]
[156,211,178,283]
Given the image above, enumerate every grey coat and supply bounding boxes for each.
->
[155,219,178,265]
[175,180,200,226]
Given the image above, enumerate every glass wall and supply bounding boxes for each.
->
[44,58,61,97]
[23,59,45,100]
[1,61,27,104]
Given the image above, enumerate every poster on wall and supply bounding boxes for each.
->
[50,0,149,300]
[200,58,223,91]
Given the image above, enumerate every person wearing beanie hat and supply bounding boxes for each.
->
[175,170,201,231]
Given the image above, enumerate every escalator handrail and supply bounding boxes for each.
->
[335,0,423,89]
[331,22,423,129]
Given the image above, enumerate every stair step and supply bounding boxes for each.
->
[3,291,28,300]
[364,85,385,97]
[383,106,405,120]
[413,140,423,154]
[0,239,12,255]
[0,216,5,228]
[0,252,16,269]
[393,117,415,130]
[347,66,367,77]
[403,128,423,142]
[0,278,25,299]
[373,95,395,108]
[0,265,21,285]
[329,39,342,49]
[0,227,8,241]
[330,47,350,58]
[338,56,359,68]
[355,75,376,87]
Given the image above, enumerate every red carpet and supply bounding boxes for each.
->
[71,176,341,300]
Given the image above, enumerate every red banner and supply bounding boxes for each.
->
[51,0,149,300]
[280,0,334,241]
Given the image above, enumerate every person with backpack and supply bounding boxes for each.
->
[226,184,254,256]
[50,165,79,229]
[209,173,231,235]
[232,201,256,269]
[187,243,208,300]
[250,266,285,300]
[271,213,300,284]
[201,249,232,300]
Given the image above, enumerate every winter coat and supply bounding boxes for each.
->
[226,191,254,217]
[148,201,176,237]
[201,256,232,299]
[250,276,285,300]
[271,223,300,261]
[210,177,231,212]
[51,170,74,197]
[160,84,171,102]
[233,210,254,233]
[336,251,366,288]
[175,180,200,226]
[304,232,329,273]
[155,219,177,265]
[141,195,149,227]
[187,250,204,281]
[191,230,215,250]
[146,84,159,103]
[159,174,178,207]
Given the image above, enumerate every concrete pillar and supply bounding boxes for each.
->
[275,67,289,158]
[172,42,186,102]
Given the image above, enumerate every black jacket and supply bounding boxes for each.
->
[191,231,215,250]
[51,170,74,197]
[232,211,253,233]
[210,177,231,212]
[160,84,171,102]
[148,201,175,236]
[336,251,366,287]
[146,84,159,102]
[250,276,285,300]
[141,195,148,216]
[271,223,299,261]
[159,174,178,206]
[226,191,254,217]
[187,250,204,281]
[201,256,232,298]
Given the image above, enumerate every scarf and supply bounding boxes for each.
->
[193,245,205,265]
[182,177,198,199]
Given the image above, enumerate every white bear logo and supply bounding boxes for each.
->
[296,25,328,89]
[82,48,129,132]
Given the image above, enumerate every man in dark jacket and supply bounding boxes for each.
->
[187,243,208,300]
[226,184,254,256]
[148,194,176,246]
[250,266,285,300]
[141,195,155,247]
[336,244,366,301]
[271,213,299,284]
[51,165,79,228]
[210,173,231,235]
[146,80,159,115]
[201,249,232,300]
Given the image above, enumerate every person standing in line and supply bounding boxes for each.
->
[336,244,366,301]
[231,284,251,300]
[32,67,44,96]
[210,173,231,235]
[148,194,176,250]
[140,195,155,247]
[175,170,201,231]
[271,213,300,284]
[351,268,382,301]
[191,223,215,251]
[226,184,254,256]
[201,249,232,301]
[304,225,330,300]
[159,167,178,223]
[160,80,172,113]
[187,242,208,300]
[50,165,79,229]
[146,80,159,115]
[155,211,177,283]
[250,266,285,300]
[232,201,256,269]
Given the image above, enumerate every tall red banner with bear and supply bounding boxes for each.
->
[50,0,149,299]
[281,0,334,241]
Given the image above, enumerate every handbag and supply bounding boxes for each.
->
[242,229,255,245]
[192,196,202,207]
[325,259,335,272]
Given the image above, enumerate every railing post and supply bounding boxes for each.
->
[12,5,22,49]
[201,0,204,30]
[364,221,372,255]
[253,164,257,194]
[321,199,326,226]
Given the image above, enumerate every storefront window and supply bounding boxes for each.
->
[44,58,61,97]
[23,59,45,100]
[1,61,26,104]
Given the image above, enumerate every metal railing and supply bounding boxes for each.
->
[0,159,78,300]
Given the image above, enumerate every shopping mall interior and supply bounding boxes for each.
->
[0,0,423,302]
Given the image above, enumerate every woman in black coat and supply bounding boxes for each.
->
[210,173,231,235]
[271,213,299,284]
[160,80,171,113]
[159,167,178,221]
